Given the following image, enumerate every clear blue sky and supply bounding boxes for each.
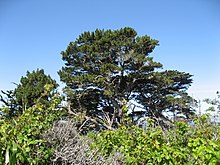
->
[0,0,220,110]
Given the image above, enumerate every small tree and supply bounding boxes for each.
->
[58,27,194,131]
[0,69,58,118]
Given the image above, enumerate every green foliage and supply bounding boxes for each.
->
[0,69,58,118]
[0,86,63,164]
[90,115,220,164]
[59,27,194,132]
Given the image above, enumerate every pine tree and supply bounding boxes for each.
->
[58,27,194,131]
[0,69,58,118]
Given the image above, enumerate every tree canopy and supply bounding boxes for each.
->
[58,27,194,131]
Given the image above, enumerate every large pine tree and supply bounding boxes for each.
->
[58,27,194,131]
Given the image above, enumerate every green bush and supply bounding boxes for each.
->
[90,115,220,165]
[0,91,63,164]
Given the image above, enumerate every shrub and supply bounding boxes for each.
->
[91,115,220,164]
[0,93,63,164]
[42,120,125,165]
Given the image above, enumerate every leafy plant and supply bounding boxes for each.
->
[90,115,220,164]
[0,85,63,164]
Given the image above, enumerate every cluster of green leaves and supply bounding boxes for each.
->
[0,89,63,164]
[90,115,220,165]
